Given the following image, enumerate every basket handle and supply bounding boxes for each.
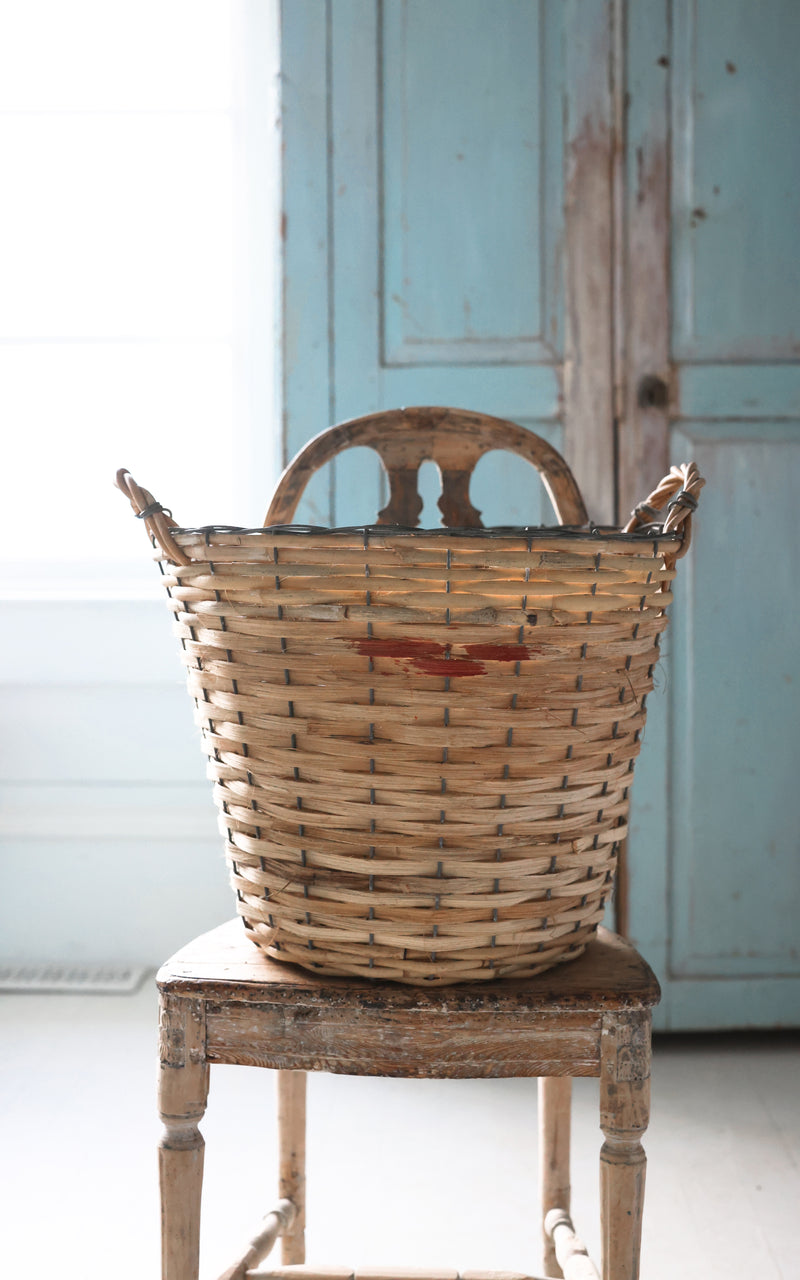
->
[265,406,589,528]
[623,461,705,558]
[115,469,191,566]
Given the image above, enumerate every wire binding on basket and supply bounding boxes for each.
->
[135,500,173,521]
[623,461,705,560]
[115,469,191,566]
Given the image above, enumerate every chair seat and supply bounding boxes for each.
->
[157,920,659,1080]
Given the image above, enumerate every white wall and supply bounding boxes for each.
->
[0,600,228,965]
[0,2,281,968]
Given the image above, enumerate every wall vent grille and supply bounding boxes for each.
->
[0,965,146,993]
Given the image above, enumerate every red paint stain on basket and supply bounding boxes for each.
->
[353,637,486,677]
[353,638,443,660]
[463,643,531,661]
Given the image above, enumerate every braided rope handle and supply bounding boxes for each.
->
[115,469,191,566]
[623,461,705,558]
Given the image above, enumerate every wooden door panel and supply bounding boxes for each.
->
[627,0,800,1026]
[671,0,800,361]
[281,0,800,1025]
[283,0,616,531]
[381,0,560,366]
[668,424,800,979]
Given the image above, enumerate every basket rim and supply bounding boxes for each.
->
[168,521,682,543]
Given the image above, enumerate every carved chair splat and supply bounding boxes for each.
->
[264,406,588,530]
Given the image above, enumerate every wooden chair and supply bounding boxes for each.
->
[158,920,658,1280]
[155,408,661,1280]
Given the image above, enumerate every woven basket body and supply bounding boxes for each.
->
[163,525,675,983]
[119,408,702,985]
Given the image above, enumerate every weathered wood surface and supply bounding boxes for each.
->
[158,928,655,1277]
[208,1005,600,1079]
[544,1209,599,1280]
[563,6,616,529]
[264,407,589,529]
[159,920,659,1008]
[616,3,670,526]
[158,993,209,1280]
[156,921,658,1079]
[217,1200,294,1280]
[539,1076,572,1275]
[599,1012,651,1280]
[277,1071,306,1263]
[247,1270,548,1280]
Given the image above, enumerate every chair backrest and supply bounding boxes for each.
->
[265,406,589,528]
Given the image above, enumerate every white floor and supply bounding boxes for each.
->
[1,982,798,1280]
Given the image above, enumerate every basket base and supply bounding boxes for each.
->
[241,914,598,986]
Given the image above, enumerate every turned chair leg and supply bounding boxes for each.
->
[277,1069,307,1264]
[599,1012,651,1280]
[159,993,209,1280]
[539,1076,572,1277]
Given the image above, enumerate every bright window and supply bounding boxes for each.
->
[0,0,277,597]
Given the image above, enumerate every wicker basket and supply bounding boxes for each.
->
[118,407,703,985]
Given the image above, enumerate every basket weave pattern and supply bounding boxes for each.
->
[119,409,702,985]
[162,526,674,983]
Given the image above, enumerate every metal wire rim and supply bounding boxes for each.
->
[170,521,683,542]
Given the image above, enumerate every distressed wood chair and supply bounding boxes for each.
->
[156,408,661,1280]
[159,921,658,1280]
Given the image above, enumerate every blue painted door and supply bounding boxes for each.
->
[278,0,617,530]
[278,0,800,1027]
[624,0,800,1027]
